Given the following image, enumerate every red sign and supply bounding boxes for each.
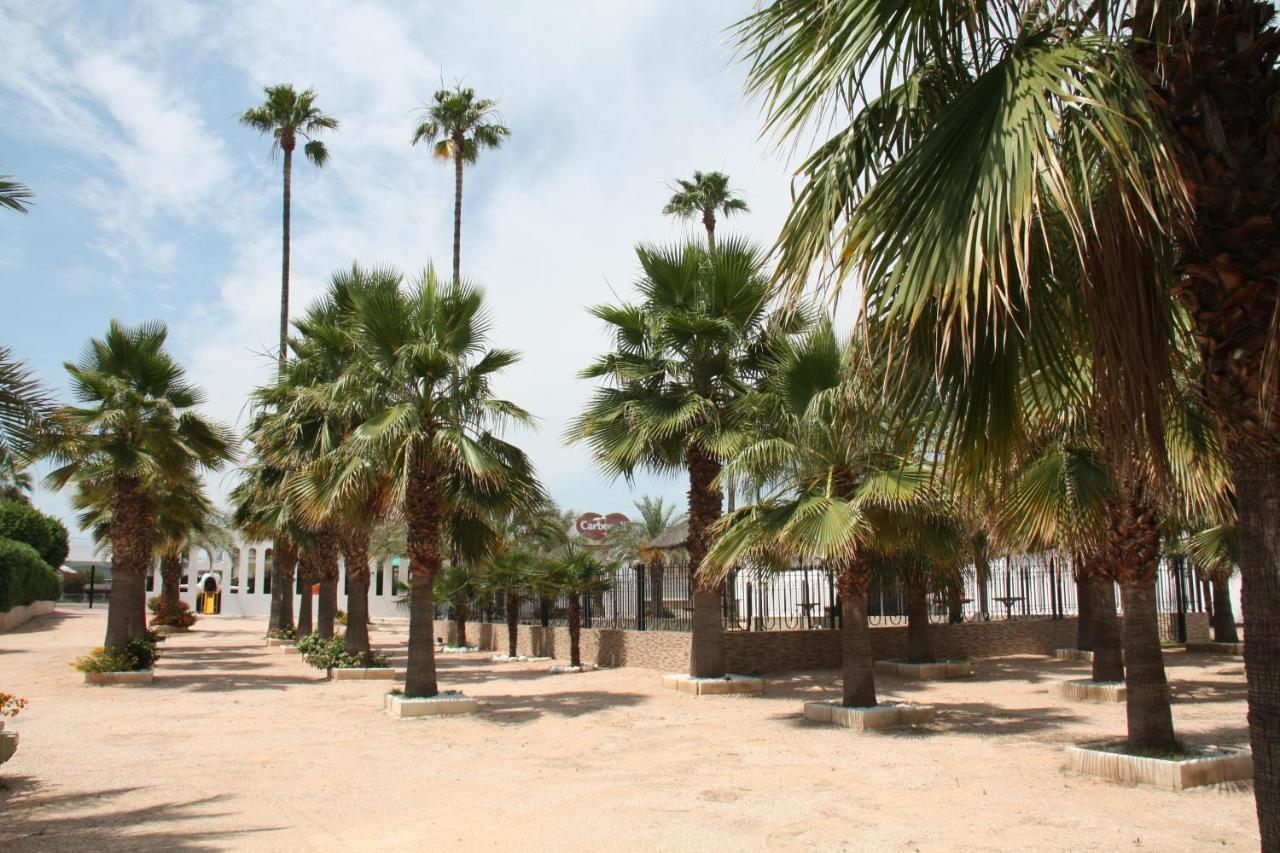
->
[575,512,630,541]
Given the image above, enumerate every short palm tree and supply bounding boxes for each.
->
[479,548,540,658]
[240,84,338,367]
[230,457,301,634]
[1188,521,1239,644]
[662,170,749,252]
[0,173,31,213]
[599,496,682,621]
[569,237,803,678]
[543,543,614,668]
[433,563,479,647]
[705,319,938,707]
[411,84,509,284]
[39,321,235,650]
[335,266,543,698]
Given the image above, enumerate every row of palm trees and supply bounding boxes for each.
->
[734,1,1278,844]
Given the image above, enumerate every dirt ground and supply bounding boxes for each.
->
[0,607,1259,851]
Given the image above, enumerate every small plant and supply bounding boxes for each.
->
[336,609,348,626]
[74,633,161,673]
[0,692,28,718]
[267,627,297,641]
[148,596,197,629]
[297,633,389,676]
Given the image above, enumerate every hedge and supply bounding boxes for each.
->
[0,501,70,568]
[0,537,62,612]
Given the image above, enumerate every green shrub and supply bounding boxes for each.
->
[147,596,197,628]
[0,537,62,612]
[267,627,296,641]
[73,631,161,673]
[0,501,69,567]
[296,633,389,673]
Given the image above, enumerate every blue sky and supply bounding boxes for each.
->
[0,1,804,554]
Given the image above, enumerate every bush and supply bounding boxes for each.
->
[267,627,296,641]
[73,632,161,673]
[62,571,87,594]
[0,537,62,612]
[336,609,348,626]
[147,596,196,628]
[0,501,69,567]
[296,633,389,673]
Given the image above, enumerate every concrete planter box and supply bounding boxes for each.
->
[662,673,764,696]
[279,645,299,654]
[331,667,396,681]
[1066,740,1252,789]
[874,659,972,679]
[1051,678,1126,703]
[548,664,596,674]
[84,669,154,686]
[151,624,189,636]
[0,730,16,765]
[265,637,294,647]
[384,692,477,718]
[0,601,56,632]
[803,700,936,730]
[491,654,552,663]
[437,645,479,654]
[1186,641,1244,656]
[1053,648,1094,662]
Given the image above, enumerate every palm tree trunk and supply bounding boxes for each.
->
[1233,461,1280,847]
[649,560,664,620]
[1076,562,1094,650]
[342,527,372,664]
[686,446,725,677]
[568,593,582,668]
[905,587,935,663]
[1108,481,1177,753]
[106,474,152,651]
[976,556,991,621]
[279,146,292,367]
[269,538,296,634]
[454,603,467,647]
[452,136,464,284]
[835,556,876,707]
[160,553,181,606]
[1210,574,1239,643]
[702,209,716,253]
[403,447,443,698]
[296,554,314,638]
[1090,577,1125,683]
[315,529,339,639]
[505,590,519,657]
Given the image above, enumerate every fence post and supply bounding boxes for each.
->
[635,563,646,631]
[827,570,837,629]
[746,582,754,632]
[584,593,593,629]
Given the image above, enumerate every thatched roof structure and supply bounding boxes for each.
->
[644,520,688,551]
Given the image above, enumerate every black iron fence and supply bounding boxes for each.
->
[448,553,1209,643]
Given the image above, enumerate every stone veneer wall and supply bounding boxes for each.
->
[435,612,1212,675]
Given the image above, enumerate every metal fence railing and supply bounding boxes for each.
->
[446,553,1209,643]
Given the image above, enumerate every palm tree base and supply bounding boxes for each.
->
[384,691,477,718]
[873,659,972,680]
[1050,678,1127,704]
[803,700,935,730]
[491,654,551,663]
[1066,740,1253,789]
[1184,641,1245,656]
[548,663,596,674]
[661,673,763,696]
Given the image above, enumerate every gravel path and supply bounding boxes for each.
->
[0,608,1258,851]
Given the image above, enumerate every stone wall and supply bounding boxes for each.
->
[0,600,57,633]
[435,612,1212,675]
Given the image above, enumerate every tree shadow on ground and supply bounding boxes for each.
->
[2,610,80,636]
[767,699,1084,738]
[1170,678,1248,705]
[0,775,282,851]
[476,688,648,726]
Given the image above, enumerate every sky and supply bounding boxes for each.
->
[0,0,806,557]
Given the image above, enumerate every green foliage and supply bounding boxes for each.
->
[74,633,159,672]
[267,627,297,641]
[296,633,389,673]
[148,596,197,628]
[0,537,61,611]
[0,500,69,567]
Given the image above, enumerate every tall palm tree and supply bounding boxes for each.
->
[240,85,338,368]
[662,171,749,252]
[411,84,509,284]
[0,174,31,213]
[569,238,803,678]
[333,265,543,698]
[705,319,939,706]
[38,321,235,650]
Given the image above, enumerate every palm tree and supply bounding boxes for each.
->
[0,346,51,459]
[411,84,509,284]
[569,238,802,678]
[0,447,33,504]
[38,321,235,650]
[543,543,614,668]
[662,170,749,252]
[480,549,539,658]
[240,84,338,367]
[705,319,938,707]
[433,563,479,647]
[737,6,1280,835]
[0,174,31,213]
[599,496,682,621]
[230,458,301,635]
[333,265,543,698]
[1189,522,1239,644]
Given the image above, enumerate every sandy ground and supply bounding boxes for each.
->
[0,607,1259,852]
